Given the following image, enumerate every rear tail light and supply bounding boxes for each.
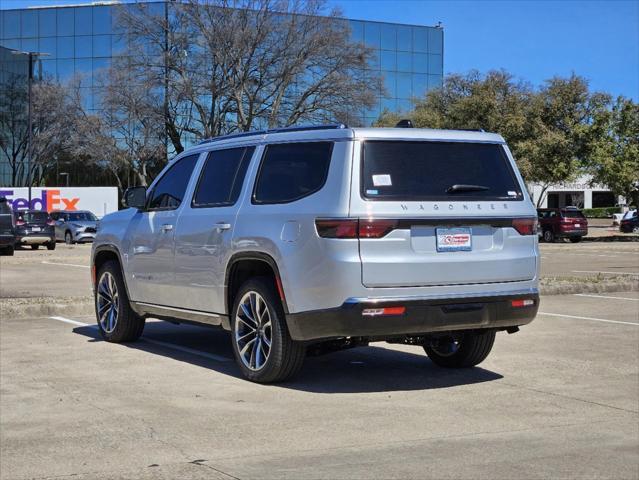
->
[512,218,537,235]
[46,219,55,226]
[315,219,358,238]
[316,218,398,239]
[15,219,25,226]
[359,219,398,238]
[362,306,406,316]
[511,299,535,308]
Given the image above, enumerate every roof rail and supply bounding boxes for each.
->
[198,123,348,146]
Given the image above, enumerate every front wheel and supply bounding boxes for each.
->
[65,232,74,245]
[95,260,145,342]
[424,330,496,368]
[231,278,305,383]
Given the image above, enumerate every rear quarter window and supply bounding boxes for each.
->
[253,142,333,204]
[361,141,523,201]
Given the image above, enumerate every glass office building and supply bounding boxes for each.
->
[0,2,443,124]
[0,3,443,185]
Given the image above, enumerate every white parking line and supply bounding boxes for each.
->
[574,293,639,301]
[42,261,90,269]
[572,270,639,276]
[538,312,639,326]
[48,316,230,362]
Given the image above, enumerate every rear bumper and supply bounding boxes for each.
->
[17,235,54,245]
[557,229,587,237]
[286,290,539,342]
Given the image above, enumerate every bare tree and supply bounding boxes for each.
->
[114,0,380,154]
[0,76,77,187]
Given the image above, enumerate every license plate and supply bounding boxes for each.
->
[436,227,472,252]
[31,226,41,232]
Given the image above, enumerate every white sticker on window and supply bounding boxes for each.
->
[508,191,517,196]
[366,189,379,195]
[372,174,392,186]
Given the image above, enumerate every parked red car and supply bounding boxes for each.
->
[537,207,588,243]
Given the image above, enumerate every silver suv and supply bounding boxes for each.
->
[91,124,539,382]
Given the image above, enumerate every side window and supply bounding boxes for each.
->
[253,142,333,204]
[147,154,199,210]
[192,147,255,208]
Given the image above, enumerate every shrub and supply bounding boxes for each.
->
[581,207,621,218]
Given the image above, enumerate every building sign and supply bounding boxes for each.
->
[0,187,118,217]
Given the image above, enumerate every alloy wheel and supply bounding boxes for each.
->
[235,291,272,371]
[430,336,462,357]
[97,271,119,334]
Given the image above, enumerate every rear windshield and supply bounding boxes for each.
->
[562,210,585,218]
[67,212,97,221]
[15,211,49,223]
[361,141,523,201]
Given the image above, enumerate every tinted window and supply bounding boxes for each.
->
[15,211,49,223]
[562,210,585,218]
[148,155,199,210]
[193,147,254,208]
[362,141,523,201]
[254,142,333,204]
[68,212,97,221]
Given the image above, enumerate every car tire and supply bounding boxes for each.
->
[65,231,74,245]
[46,241,56,250]
[424,330,496,368]
[542,229,554,243]
[633,226,639,234]
[31,244,39,250]
[230,277,305,383]
[95,260,145,343]
[0,246,14,256]
[569,237,582,243]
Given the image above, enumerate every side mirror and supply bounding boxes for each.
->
[123,186,147,210]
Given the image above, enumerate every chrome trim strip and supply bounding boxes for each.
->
[133,302,224,326]
[344,288,539,305]
[135,302,222,317]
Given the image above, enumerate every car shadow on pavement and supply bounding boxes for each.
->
[72,321,503,393]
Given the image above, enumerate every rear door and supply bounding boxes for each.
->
[351,140,537,288]
[172,146,255,313]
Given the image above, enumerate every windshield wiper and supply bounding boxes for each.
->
[446,184,490,194]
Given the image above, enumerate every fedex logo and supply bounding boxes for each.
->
[0,189,80,212]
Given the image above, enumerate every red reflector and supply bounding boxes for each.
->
[46,219,55,226]
[512,218,537,235]
[511,299,534,308]
[15,220,25,226]
[315,219,358,238]
[362,306,406,316]
[359,219,399,238]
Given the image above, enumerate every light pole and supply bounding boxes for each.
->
[59,172,69,187]
[11,50,49,206]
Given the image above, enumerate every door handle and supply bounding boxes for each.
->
[215,222,232,231]
[161,224,174,232]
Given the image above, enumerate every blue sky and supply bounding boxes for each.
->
[2,0,638,99]
[328,0,639,100]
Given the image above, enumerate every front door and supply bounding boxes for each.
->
[126,154,200,305]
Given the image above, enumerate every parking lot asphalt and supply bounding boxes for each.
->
[540,242,639,278]
[1,293,638,479]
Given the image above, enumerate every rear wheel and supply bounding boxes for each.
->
[46,241,56,250]
[95,260,145,342]
[30,244,39,250]
[542,229,554,243]
[424,330,496,368]
[0,246,13,256]
[230,278,305,383]
[569,237,582,243]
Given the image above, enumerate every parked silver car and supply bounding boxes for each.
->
[91,124,540,382]
[51,210,99,244]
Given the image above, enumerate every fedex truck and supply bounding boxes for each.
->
[0,187,118,218]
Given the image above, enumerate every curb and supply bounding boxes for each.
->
[583,236,639,242]
[540,281,638,296]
